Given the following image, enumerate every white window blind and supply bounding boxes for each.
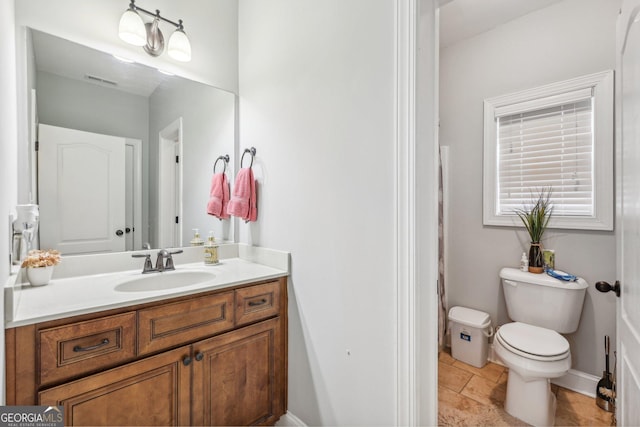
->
[496,97,594,217]
[483,70,613,231]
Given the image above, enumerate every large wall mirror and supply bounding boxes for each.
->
[21,28,236,255]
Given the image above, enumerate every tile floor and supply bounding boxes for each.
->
[438,350,615,426]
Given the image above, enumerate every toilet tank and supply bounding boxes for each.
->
[499,267,588,334]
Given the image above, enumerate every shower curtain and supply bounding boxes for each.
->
[438,146,447,349]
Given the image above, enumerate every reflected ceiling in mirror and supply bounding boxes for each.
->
[27,29,236,255]
[33,30,167,97]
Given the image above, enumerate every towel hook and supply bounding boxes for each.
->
[213,154,229,174]
[241,147,257,169]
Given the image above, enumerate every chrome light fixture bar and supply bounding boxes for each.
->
[118,0,192,62]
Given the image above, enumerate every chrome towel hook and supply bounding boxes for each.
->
[213,154,229,174]
[241,147,257,168]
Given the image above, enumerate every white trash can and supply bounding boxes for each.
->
[448,306,493,368]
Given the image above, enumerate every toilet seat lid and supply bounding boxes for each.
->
[497,322,569,359]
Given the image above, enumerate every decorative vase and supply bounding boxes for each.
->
[26,265,55,286]
[528,243,544,274]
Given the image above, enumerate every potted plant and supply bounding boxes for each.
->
[515,189,553,274]
[21,249,61,286]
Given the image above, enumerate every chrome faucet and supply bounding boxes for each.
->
[132,249,183,273]
[155,249,170,271]
[131,253,155,273]
[163,249,182,270]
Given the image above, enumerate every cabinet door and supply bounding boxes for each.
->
[191,318,284,426]
[39,346,192,426]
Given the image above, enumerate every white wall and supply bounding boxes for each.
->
[440,0,620,376]
[0,0,18,405]
[22,28,36,204]
[238,1,398,424]
[149,78,235,246]
[37,71,149,141]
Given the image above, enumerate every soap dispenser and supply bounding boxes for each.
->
[204,231,219,265]
[520,252,529,272]
[190,229,204,246]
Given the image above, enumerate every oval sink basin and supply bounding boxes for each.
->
[114,270,216,292]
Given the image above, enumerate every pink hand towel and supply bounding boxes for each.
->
[207,172,230,219]
[227,168,257,222]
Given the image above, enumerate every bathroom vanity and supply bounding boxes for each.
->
[4,245,289,426]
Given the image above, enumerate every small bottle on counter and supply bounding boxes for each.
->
[520,252,529,272]
[204,231,219,265]
[190,229,204,246]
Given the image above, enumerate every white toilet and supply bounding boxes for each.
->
[494,267,588,427]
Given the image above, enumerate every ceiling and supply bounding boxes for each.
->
[32,30,168,97]
[439,0,565,48]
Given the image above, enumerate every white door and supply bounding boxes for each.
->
[125,143,134,251]
[38,124,126,254]
[124,138,143,251]
[615,2,640,425]
[157,118,183,248]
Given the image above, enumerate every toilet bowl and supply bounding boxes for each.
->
[494,322,571,426]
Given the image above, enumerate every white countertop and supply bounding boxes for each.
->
[5,244,289,328]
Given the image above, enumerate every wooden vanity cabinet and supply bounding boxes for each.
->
[192,317,283,426]
[5,277,287,427]
[39,345,192,426]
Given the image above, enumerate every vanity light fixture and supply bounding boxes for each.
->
[118,0,192,62]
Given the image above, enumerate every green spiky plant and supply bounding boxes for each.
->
[515,188,553,272]
[515,188,553,242]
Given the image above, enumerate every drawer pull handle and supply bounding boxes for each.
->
[195,352,204,362]
[73,338,110,352]
[248,298,267,307]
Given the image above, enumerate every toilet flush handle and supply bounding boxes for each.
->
[504,279,518,287]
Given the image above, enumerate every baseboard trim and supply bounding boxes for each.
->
[488,349,600,398]
[551,369,601,398]
[275,412,307,427]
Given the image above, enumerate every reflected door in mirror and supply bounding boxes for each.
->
[38,124,137,255]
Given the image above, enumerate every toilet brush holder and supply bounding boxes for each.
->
[596,371,615,412]
[596,335,615,412]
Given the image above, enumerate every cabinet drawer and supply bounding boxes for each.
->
[235,281,281,326]
[138,291,235,355]
[39,312,136,386]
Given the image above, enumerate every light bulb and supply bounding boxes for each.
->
[118,7,147,46]
[168,28,191,62]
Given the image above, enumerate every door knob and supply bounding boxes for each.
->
[595,281,620,297]
[115,229,124,236]
[125,227,131,233]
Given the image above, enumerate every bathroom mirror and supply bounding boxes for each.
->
[22,29,236,255]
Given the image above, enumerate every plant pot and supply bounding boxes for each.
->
[528,243,544,274]
[26,265,55,286]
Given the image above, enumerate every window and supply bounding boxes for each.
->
[483,70,614,231]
